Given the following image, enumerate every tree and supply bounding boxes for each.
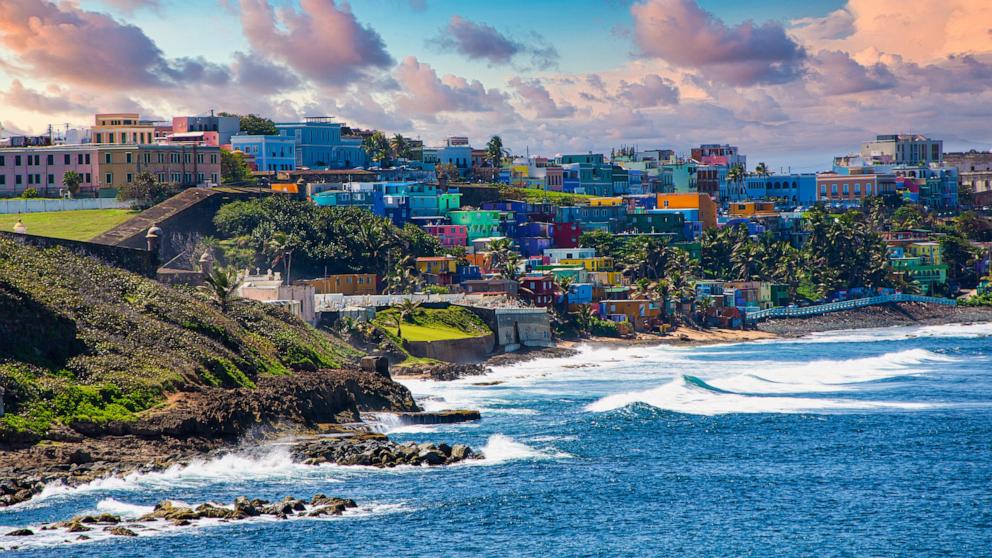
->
[555,275,575,314]
[225,113,278,135]
[198,266,241,312]
[435,162,459,181]
[754,162,770,176]
[488,238,521,280]
[486,135,505,168]
[727,163,746,200]
[390,134,412,160]
[579,230,624,259]
[62,171,82,199]
[266,231,296,284]
[893,204,926,230]
[117,171,180,209]
[955,211,992,242]
[221,150,254,185]
[385,258,421,295]
[394,298,422,340]
[940,234,979,291]
[362,130,390,167]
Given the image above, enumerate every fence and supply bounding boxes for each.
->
[315,293,482,312]
[745,293,956,323]
[0,198,132,214]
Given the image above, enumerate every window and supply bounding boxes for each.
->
[47,155,54,165]
[84,173,91,183]
[105,153,112,164]
[105,173,113,185]
[107,133,114,144]
[126,152,132,164]
[0,156,4,166]
[15,155,21,166]
[15,175,22,185]
[27,174,33,185]
[95,133,102,143]
[854,183,861,195]
[64,154,71,165]
[48,174,54,185]
[831,184,837,195]
[0,176,4,185]
[126,173,133,183]
[843,184,849,195]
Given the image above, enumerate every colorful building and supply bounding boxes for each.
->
[303,274,378,295]
[598,299,661,331]
[656,193,717,229]
[231,135,297,172]
[449,210,505,242]
[172,114,240,146]
[0,145,95,196]
[424,224,469,247]
[91,113,157,145]
[742,173,817,205]
[275,116,367,169]
[519,274,555,306]
[816,172,897,204]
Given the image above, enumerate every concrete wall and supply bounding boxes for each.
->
[0,230,158,277]
[460,305,553,351]
[404,333,495,363]
[0,198,132,214]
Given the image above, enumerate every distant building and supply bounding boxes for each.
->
[742,173,818,205]
[691,144,746,168]
[231,135,297,172]
[275,117,368,169]
[815,172,896,204]
[172,114,240,146]
[656,193,717,229]
[861,134,943,165]
[91,113,157,145]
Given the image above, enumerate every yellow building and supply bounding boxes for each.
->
[656,193,718,229]
[96,144,221,189]
[729,201,777,218]
[589,197,623,207]
[416,256,458,275]
[559,256,615,272]
[92,113,157,145]
[303,274,378,295]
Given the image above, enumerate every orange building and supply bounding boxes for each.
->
[729,201,777,218]
[303,274,378,295]
[655,193,717,229]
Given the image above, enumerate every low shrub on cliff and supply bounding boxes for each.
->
[0,238,359,441]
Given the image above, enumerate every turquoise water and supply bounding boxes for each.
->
[3,323,992,556]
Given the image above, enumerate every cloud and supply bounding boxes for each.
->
[231,51,301,93]
[238,0,393,85]
[393,57,510,118]
[430,16,559,69]
[809,50,897,95]
[790,9,855,42]
[0,0,181,88]
[631,0,806,85]
[508,77,575,118]
[97,0,161,14]
[615,74,680,107]
[1,80,92,114]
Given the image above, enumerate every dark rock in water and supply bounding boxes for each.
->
[291,433,481,468]
[233,496,260,518]
[5,529,33,537]
[450,444,473,460]
[66,521,92,533]
[393,410,481,425]
[76,535,91,541]
[105,526,138,537]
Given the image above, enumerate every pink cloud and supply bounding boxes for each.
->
[616,74,680,107]
[631,0,806,85]
[238,0,392,85]
[394,56,510,117]
[508,77,575,118]
[1,80,93,114]
[810,50,896,96]
[431,16,559,69]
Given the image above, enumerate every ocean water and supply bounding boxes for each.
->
[3,323,992,557]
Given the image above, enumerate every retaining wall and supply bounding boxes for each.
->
[0,198,132,214]
[0,231,158,277]
[404,333,496,363]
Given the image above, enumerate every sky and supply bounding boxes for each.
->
[1,0,991,171]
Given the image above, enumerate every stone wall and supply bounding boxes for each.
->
[404,333,496,363]
[459,305,553,351]
[0,231,158,277]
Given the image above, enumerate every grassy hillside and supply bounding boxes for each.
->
[0,209,138,241]
[0,238,359,441]
[373,306,490,342]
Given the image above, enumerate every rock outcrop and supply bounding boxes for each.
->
[291,433,480,467]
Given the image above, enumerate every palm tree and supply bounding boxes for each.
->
[574,305,595,337]
[62,171,82,199]
[655,278,672,324]
[390,134,412,160]
[266,231,296,284]
[486,135,506,169]
[696,296,715,327]
[727,163,746,201]
[555,275,575,314]
[754,162,770,176]
[385,256,421,294]
[488,238,521,280]
[362,130,390,167]
[394,298,422,340]
[199,266,241,312]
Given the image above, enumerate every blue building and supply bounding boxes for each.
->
[230,135,296,172]
[275,117,368,169]
[742,174,817,205]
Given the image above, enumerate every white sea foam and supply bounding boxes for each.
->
[94,497,155,518]
[585,375,936,415]
[797,322,992,344]
[471,434,571,464]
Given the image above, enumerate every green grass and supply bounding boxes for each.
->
[496,185,598,205]
[0,209,138,241]
[373,306,490,342]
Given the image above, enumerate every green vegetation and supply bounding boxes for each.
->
[0,209,138,241]
[212,196,440,276]
[221,150,255,185]
[116,171,181,209]
[373,306,490,342]
[497,185,597,205]
[0,238,358,440]
[219,112,278,136]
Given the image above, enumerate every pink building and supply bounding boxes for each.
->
[545,166,563,191]
[424,224,468,247]
[816,173,896,203]
[0,145,96,196]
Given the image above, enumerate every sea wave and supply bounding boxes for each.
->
[797,322,992,344]
[585,374,936,415]
[464,434,571,465]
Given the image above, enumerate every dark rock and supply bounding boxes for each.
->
[105,526,138,537]
[5,529,33,537]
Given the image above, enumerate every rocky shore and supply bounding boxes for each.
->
[0,368,479,509]
[1,494,363,549]
[757,302,992,337]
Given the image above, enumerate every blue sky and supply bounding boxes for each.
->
[2,0,989,171]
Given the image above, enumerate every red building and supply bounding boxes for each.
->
[519,274,555,307]
[423,224,468,247]
[553,222,582,248]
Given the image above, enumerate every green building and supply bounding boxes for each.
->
[448,210,506,242]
